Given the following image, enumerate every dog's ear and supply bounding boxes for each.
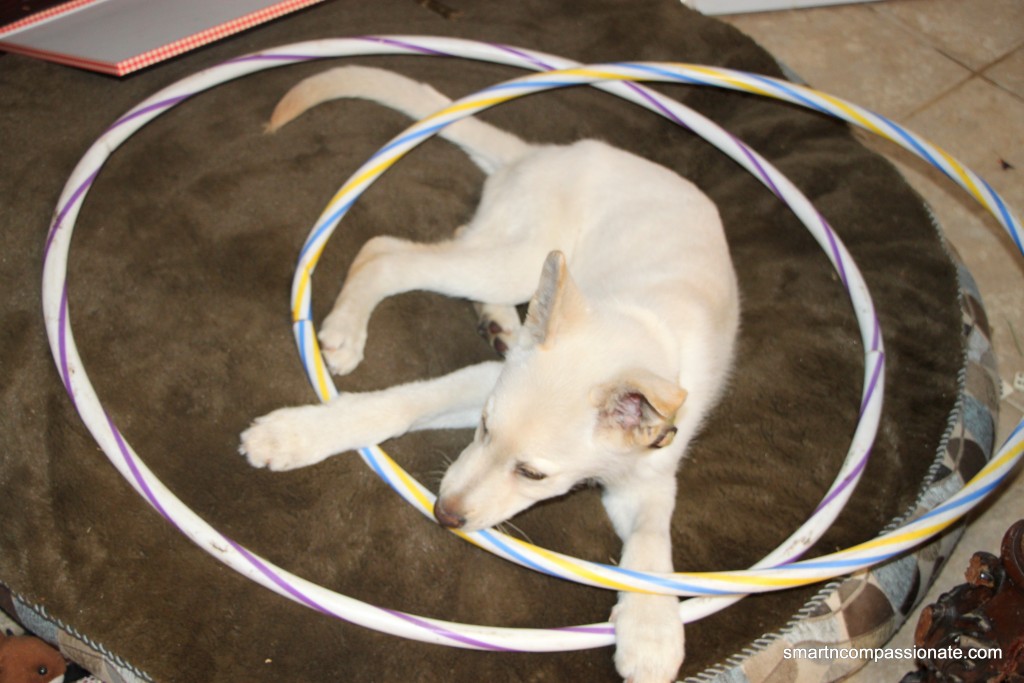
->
[594,370,687,449]
[523,251,588,348]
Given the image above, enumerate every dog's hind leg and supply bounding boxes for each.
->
[319,235,543,375]
[453,224,522,357]
[241,361,501,471]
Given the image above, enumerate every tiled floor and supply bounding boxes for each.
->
[717,0,1023,679]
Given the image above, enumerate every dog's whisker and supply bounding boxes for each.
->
[423,450,454,486]
[494,521,514,538]
[495,520,535,545]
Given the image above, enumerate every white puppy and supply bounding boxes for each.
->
[241,66,740,683]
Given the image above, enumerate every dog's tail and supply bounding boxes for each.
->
[267,66,532,174]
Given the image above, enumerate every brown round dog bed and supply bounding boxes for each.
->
[0,1,997,681]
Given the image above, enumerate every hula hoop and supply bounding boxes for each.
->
[40,36,1023,654]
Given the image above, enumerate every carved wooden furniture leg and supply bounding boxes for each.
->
[902,519,1024,682]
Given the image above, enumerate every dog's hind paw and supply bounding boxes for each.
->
[477,319,513,356]
[475,303,521,357]
[612,593,684,683]
[240,405,334,471]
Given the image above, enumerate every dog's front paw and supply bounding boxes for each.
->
[240,405,333,471]
[611,593,684,683]
[318,310,367,376]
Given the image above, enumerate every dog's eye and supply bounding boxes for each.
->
[479,415,489,437]
[515,462,547,481]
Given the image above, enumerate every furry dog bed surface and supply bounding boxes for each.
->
[0,0,998,681]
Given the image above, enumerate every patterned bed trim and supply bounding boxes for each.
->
[0,582,152,683]
[687,230,999,682]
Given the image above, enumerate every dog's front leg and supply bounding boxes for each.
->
[603,478,684,683]
[241,361,501,470]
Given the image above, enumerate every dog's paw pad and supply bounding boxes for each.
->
[477,320,512,356]
[612,595,684,683]
[318,318,367,376]
[320,343,365,376]
[474,303,520,358]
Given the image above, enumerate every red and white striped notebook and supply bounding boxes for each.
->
[0,0,325,76]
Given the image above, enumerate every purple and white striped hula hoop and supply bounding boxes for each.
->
[41,36,1022,653]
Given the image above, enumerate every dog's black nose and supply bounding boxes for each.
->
[433,499,466,529]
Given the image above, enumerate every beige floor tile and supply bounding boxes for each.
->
[876,0,1024,70]
[903,76,1024,221]
[724,4,972,119]
[986,45,1024,99]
